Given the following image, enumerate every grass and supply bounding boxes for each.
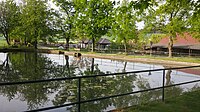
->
[77,51,200,64]
[0,39,7,47]
[131,55,200,63]
[124,90,200,112]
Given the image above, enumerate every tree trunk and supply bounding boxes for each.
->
[5,36,10,45]
[4,32,10,45]
[34,29,37,49]
[150,41,153,56]
[65,37,69,51]
[34,38,37,49]
[24,37,26,45]
[124,38,127,54]
[92,38,95,52]
[91,58,94,73]
[168,36,173,58]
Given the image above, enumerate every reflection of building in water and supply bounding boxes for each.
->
[71,57,93,69]
[177,69,200,75]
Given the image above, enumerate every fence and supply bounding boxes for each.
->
[76,48,200,58]
[96,49,200,57]
[0,65,200,112]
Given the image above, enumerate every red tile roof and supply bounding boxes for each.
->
[153,33,200,50]
[157,33,200,46]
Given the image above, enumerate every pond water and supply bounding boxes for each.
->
[0,52,200,112]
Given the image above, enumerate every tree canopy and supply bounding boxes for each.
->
[0,0,199,55]
[111,0,137,53]
[141,0,197,57]
[0,0,20,45]
[74,0,114,52]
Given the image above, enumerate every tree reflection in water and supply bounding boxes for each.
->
[52,57,184,112]
[0,52,198,111]
[164,69,183,99]
[0,52,65,110]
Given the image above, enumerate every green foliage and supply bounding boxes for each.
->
[111,0,137,53]
[149,33,166,44]
[75,0,114,52]
[188,1,200,37]
[142,0,194,57]
[1,0,199,52]
[53,0,78,49]
[20,0,50,48]
[0,0,55,48]
[0,0,20,45]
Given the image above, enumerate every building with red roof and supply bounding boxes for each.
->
[151,33,200,56]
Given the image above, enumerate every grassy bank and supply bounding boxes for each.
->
[124,90,200,112]
[75,51,200,64]
[128,54,200,64]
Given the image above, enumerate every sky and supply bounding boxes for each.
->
[136,21,144,30]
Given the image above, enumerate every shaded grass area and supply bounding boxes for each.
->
[0,39,37,52]
[0,39,7,47]
[124,90,200,112]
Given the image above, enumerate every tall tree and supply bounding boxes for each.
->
[76,0,114,52]
[21,0,50,49]
[155,0,192,57]
[53,0,77,50]
[112,0,137,53]
[0,0,20,45]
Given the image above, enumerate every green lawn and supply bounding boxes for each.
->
[80,51,200,64]
[0,39,7,47]
[124,90,200,112]
[131,55,200,63]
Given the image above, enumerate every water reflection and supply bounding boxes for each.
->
[0,52,65,110]
[0,52,199,111]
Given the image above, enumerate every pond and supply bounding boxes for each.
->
[0,52,200,112]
